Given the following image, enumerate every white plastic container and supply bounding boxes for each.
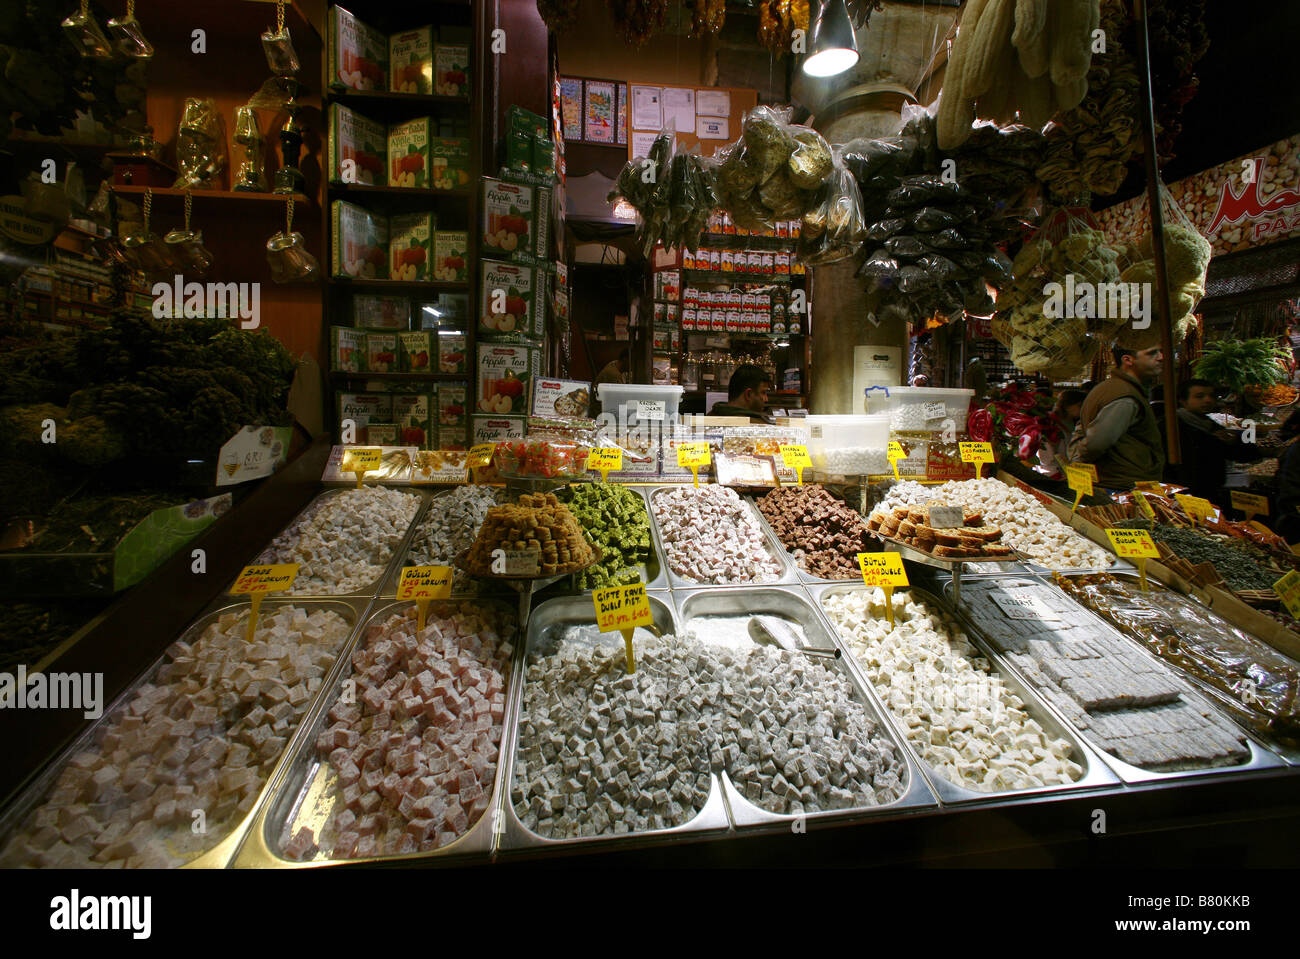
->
[805,414,890,474]
[876,386,974,434]
[596,383,684,427]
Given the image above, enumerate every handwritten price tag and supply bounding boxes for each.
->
[587,447,622,481]
[959,441,994,479]
[398,565,452,631]
[1274,570,1300,619]
[858,552,908,629]
[1068,462,1098,481]
[1065,465,1093,513]
[1106,528,1157,591]
[1134,492,1155,519]
[467,443,496,470]
[341,447,382,488]
[887,441,906,481]
[594,582,653,674]
[779,444,811,485]
[676,441,710,487]
[231,563,299,642]
[1176,494,1214,526]
[1231,490,1269,519]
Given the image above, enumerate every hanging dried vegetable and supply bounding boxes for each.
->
[714,106,831,230]
[609,131,717,255]
[757,0,810,56]
[608,0,669,47]
[1034,0,1140,203]
[690,0,726,37]
[536,0,582,32]
[1147,0,1209,163]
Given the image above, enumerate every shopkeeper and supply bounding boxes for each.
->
[1067,345,1166,490]
[709,364,774,424]
[1168,378,1262,507]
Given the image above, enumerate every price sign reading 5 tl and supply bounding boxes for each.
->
[959,441,994,479]
[398,565,453,631]
[593,582,653,674]
[231,563,299,642]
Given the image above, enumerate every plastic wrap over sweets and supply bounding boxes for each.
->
[174,98,228,190]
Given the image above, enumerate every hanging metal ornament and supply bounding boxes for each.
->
[266,196,319,283]
[107,0,154,59]
[273,84,306,195]
[261,0,300,75]
[120,189,178,279]
[62,0,114,59]
[233,106,268,192]
[164,191,214,276]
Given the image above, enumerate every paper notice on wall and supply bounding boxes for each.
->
[661,87,695,132]
[631,85,662,130]
[632,131,659,159]
[696,89,730,117]
[696,115,729,140]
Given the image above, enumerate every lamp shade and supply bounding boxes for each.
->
[803,0,860,77]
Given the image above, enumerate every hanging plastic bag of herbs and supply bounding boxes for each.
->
[608,125,715,255]
[797,150,867,265]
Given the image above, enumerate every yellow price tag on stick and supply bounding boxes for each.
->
[779,444,811,485]
[857,551,909,629]
[887,441,906,481]
[1106,528,1158,591]
[467,443,496,469]
[1231,490,1269,520]
[341,447,382,488]
[593,582,653,674]
[676,442,710,488]
[1273,570,1300,619]
[1065,465,1093,514]
[959,441,994,479]
[398,565,453,631]
[1067,462,1098,481]
[1175,494,1214,527]
[587,448,622,482]
[231,563,299,642]
[1134,492,1155,519]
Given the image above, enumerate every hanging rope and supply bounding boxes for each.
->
[143,187,152,234]
[285,195,294,235]
[183,189,192,232]
[276,0,285,33]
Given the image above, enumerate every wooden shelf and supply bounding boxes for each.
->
[109,185,312,206]
[327,89,472,117]
[329,370,469,381]
[328,277,469,293]
[682,268,805,285]
[328,182,471,199]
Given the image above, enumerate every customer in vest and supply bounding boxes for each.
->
[1067,345,1166,490]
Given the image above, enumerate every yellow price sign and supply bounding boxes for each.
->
[1133,481,1165,494]
[857,551,909,629]
[676,441,711,488]
[1065,465,1093,514]
[587,447,622,482]
[398,565,453,631]
[341,447,382,488]
[466,443,496,470]
[1066,462,1098,481]
[779,444,811,485]
[1105,529,1158,591]
[593,582,653,674]
[1273,570,1300,619]
[887,441,906,481]
[959,441,994,479]
[231,563,299,642]
[1175,494,1214,526]
[1134,492,1155,519]
[1230,490,1269,520]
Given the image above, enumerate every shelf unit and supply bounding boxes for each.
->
[320,1,483,450]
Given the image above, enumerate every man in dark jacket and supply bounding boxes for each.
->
[1067,345,1166,490]
[1170,378,1262,507]
[708,363,773,423]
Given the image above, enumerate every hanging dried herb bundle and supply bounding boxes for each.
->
[690,0,726,37]
[536,0,582,32]
[607,0,670,46]
[757,0,810,55]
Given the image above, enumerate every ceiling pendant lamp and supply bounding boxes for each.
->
[802,0,860,78]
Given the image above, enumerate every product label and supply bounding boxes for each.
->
[434,42,470,97]
[365,332,398,372]
[388,117,431,188]
[390,212,434,281]
[1106,528,1159,558]
[922,401,946,421]
[858,552,908,587]
[1231,490,1269,517]
[399,331,432,373]
[482,178,534,261]
[433,230,468,282]
[636,400,666,421]
[495,547,539,576]
[594,583,653,632]
[389,26,433,94]
[397,565,453,600]
[331,104,386,185]
[232,563,299,595]
[991,588,1060,621]
[927,505,965,529]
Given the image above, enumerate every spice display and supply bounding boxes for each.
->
[511,631,905,837]
[714,107,832,232]
[256,488,421,595]
[1035,0,1140,201]
[289,603,512,860]
[866,504,1014,559]
[610,130,716,255]
[756,485,874,579]
[556,484,653,589]
[1112,519,1281,593]
[961,579,1251,770]
[403,486,504,592]
[878,480,1113,570]
[1056,574,1300,749]
[465,493,595,577]
[936,0,1101,150]
[1,605,350,867]
[821,588,1085,793]
[650,486,783,584]
[992,214,1125,377]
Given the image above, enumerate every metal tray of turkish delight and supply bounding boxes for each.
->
[745,493,875,587]
[225,486,430,600]
[545,485,668,593]
[495,593,734,856]
[0,597,365,870]
[670,586,938,829]
[807,582,1119,805]
[378,486,513,599]
[240,597,519,867]
[941,577,1287,784]
[644,485,799,590]
[1034,570,1300,766]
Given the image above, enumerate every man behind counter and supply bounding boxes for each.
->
[1169,378,1262,507]
[1068,345,1166,491]
[709,363,773,424]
